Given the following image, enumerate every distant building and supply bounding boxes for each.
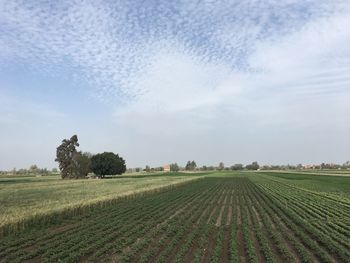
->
[303,164,314,169]
[163,164,171,172]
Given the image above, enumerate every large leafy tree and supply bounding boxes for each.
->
[230,163,243,170]
[185,160,197,171]
[246,161,260,170]
[55,135,80,179]
[90,152,126,178]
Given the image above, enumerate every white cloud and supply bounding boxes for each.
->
[0,0,350,168]
[1,0,347,102]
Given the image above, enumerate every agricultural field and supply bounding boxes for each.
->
[0,173,200,234]
[0,172,349,262]
[262,170,350,177]
[257,171,350,201]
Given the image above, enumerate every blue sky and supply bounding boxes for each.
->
[0,0,350,169]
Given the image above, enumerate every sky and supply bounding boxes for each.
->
[0,0,350,170]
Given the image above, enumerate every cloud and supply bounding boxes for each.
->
[0,0,350,168]
[1,0,347,102]
[108,0,350,153]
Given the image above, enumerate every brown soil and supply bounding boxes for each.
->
[49,222,78,234]
[237,206,246,263]
[217,191,225,204]
[223,195,228,204]
[168,206,185,220]
[23,255,41,263]
[246,208,265,263]
[201,228,218,263]
[237,205,242,225]
[246,207,252,226]
[182,232,201,263]
[167,226,198,263]
[196,206,210,224]
[262,204,317,263]
[207,206,218,224]
[252,208,284,263]
[226,206,232,226]
[252,206,263,227]
[221,226,231,263]
[215,206,225,227]
[277,218,320,263]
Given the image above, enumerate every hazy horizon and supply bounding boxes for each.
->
[1,0,350,170]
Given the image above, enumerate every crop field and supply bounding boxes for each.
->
[0,172,349,263]
[0,173,199,234]
[262,170,350,177]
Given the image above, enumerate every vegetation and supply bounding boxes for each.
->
[55,135,84,179]
[145,165,151,172]
[90,152,126,178]
[0,165,53,177]
[0,171,349,262]
[230,163,244,170]
[0,173,199,235]
[72,152,92,178]
[185,160,197,171]
[246,161,260,170]
[218,161,225,170]
[170,163,180,172]
[55,135,126,179]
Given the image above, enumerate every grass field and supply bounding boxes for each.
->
[0,171,349,262]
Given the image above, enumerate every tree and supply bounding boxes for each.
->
[154,166,164,171]
[185,161,191,170]
[18,169,28,175]
[230,164,243,170]
[90,152,126,178]
[30,164,39,174]
[170,163,179,172]
[218,162,224,171]
[191,161,197,170]
[55,135,80,179]
[145,165,151,172]
[208,166,215,171]
[71,152,91,178]
[39,168,49,176]
[246,161,260,170]
[185,160,197,171]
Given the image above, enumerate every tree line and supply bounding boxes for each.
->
[136,161,260,172]
[0,165,58,177]
[136,161,350,173]
[55,135,126,179]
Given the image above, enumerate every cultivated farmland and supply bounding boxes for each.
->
[0,172,349,263]
[0,173,199,234]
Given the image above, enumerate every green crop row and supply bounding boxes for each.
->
[1,174,349,263]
